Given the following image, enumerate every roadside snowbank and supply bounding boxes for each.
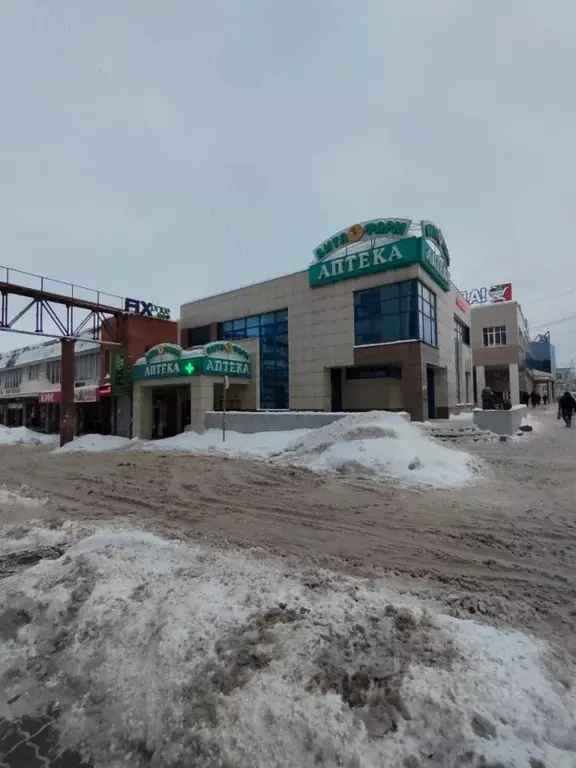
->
[273,411,477,488]
[0,425,55,447]
[0,486,46,508]
[0,525,573,768]
[50,413,477,489]
[54,433,135,453]
[136,427,309,458]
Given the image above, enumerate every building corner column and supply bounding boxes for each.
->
[190,378,213,433]
[509,362,520,405]
[475,365,486,405]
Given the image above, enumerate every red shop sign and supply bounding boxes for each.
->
[38,391,60,404]
[456,295,469,312]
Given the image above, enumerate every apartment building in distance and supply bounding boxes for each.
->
[470,299,532,405]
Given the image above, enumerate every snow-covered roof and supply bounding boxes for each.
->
[0,336,101,371]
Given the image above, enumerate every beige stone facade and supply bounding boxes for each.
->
[470,301,531,405]
[180,263,472,422]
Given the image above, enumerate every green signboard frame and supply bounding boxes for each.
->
[132,355,252,382]
[308,236,450,291]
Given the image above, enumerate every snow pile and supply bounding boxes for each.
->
[134,427,310,458]
[274,411,478,488]
[0,486,46,508]
[54,433,135,453]
[449,411,474,422]
[0,425,55,446]
[0,526,573,768]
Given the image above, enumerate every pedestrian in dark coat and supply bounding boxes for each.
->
[558,391,576,427]
[530,390,538,408]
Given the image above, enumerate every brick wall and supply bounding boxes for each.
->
[101,315,178,382]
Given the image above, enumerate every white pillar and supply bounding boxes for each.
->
[190,378,213,433]
[475,365,485,404]
[509,363,520,406]
[132,383,153,439]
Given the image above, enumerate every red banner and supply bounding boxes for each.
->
[38,391,60,404]
[38,388,100,404]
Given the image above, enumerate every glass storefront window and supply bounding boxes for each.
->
[354,279,437,348]
[219,309,289,409]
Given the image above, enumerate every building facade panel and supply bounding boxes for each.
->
[179,221,470,422]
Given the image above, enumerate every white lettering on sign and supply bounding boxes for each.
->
[464,287,487,305]
[145,362,180,377]
[204,358,250,376]
[319,244,405,280]
[423,245,450,282]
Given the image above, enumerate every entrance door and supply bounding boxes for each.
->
[427,367,436,419]
[330,368,342,412]
[152,388,178,439]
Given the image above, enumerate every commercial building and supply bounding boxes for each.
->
[526,332,556,400]
[470,299,532,405]
[147,218,474,429]
[556,365,576,395]
[0,313,177,435]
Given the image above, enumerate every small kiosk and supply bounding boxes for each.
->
[131,341,259,439]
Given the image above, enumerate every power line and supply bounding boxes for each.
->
[523,287,576,306]
[531,313,576,331]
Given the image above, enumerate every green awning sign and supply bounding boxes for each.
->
[132,342,252,381]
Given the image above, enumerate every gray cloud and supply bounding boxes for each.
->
[0,0,575,360]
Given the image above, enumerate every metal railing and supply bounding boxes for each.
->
[0,265,125,310]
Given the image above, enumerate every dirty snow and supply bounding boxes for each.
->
[0,525,573,768]
[50,413,478,489]
[0,424,55,446]
[274,411,478,488]
[0,487,46,509]
[136,426,309,458]
[54,433,135,453]
[449,411,474,422]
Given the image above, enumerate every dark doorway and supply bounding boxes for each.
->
[152,387,178,439]
[330,368,342,411]
[427,367,436,419]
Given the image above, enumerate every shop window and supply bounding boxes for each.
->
[219,308,289,409]
[2,369,22,388]
[75,352,100,384]
[354,280,437,348]
[455,318,470,345]
[186,325,212,347]
[482,326,507,347]
[346,365,402,380]
[47,360,60,385]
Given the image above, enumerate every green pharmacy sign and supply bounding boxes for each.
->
[309,226,451,292]
[132,342,252,382]
[313,218,412,261]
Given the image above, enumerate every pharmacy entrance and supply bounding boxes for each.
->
[131,342,257,439]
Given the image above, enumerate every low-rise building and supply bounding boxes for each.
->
[470,300,532,405]
[0,313,177,435]
[162,218,473,428]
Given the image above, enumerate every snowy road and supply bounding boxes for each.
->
[0,409,575,766]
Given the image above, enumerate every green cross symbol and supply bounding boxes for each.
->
[184,362,195,375]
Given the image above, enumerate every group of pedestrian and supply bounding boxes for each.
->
[520,390,548,408]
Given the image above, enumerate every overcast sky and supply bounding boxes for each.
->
[1,0,575,362]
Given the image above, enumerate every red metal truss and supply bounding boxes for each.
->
[0,266,124,344]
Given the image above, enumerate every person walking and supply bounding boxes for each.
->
[543,393,549,406]
[558,391,576,427]
[530,390,538,408]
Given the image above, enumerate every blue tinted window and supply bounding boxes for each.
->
[354,280,437,348]
[218,309,289,408]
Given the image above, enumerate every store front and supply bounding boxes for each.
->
[38,387,101,435]
[131,341,258,438]
[179,218,472,422]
